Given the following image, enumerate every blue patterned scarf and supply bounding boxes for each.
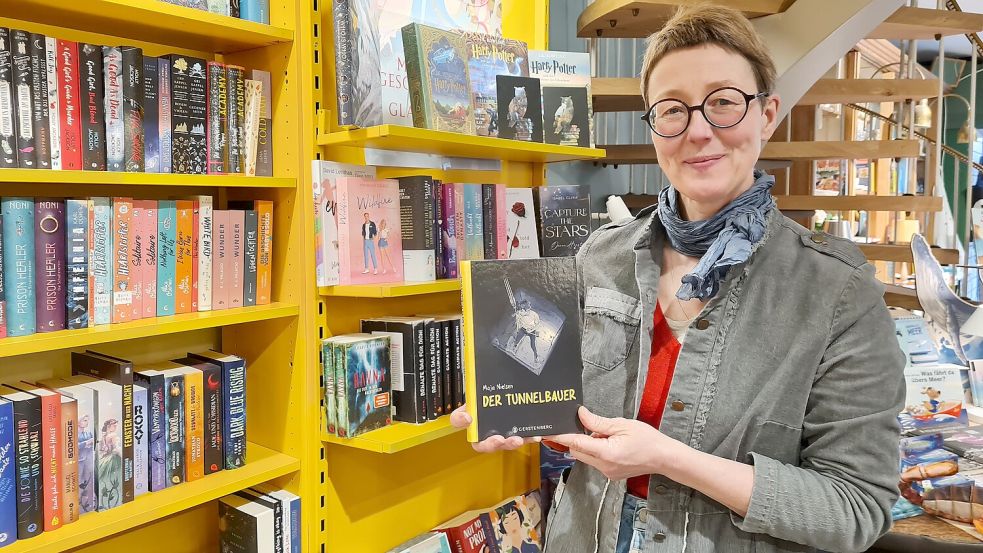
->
[659,170,775,301]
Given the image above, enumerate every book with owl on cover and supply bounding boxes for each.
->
[529,50,594,147]
[496,75,543,142]
[403,23,475,135]
[542,86,590,147]
[461,257,583,442]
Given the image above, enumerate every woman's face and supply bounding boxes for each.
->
[645,44,780,219]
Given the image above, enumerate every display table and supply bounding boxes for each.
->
[870,516,981,552]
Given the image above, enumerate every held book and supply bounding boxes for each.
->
[461,257,584,442]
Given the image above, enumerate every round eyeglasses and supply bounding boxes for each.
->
[641,86,770,138]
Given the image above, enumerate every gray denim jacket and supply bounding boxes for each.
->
[543,205,906,553]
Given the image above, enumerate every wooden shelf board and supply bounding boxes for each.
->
[317,125,607,164]
[884,284,920,310]
[0,0,293,53]
[870,6,983,40]
[319,279,461,298]
[0,303,299,358]
[0,170,295,188]
[4,442,298,552]
[858,244,959,265]
[621,193,942,213]
[598,140,920,165]
[577,0,793,38]
[322,418,461,454]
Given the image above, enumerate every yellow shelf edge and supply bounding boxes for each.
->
[3,442,299,553]
[322,418,461,454]
[318,280,462,298]
[0,303,299,358]
[0,170,295,189]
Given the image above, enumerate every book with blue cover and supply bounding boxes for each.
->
[1,198,34,337]
[157,201,177,316]
[0,399,17,548]
[338,335,392,438]
[463,33,529,138]
[403,23,475,135]
[134,368,167,492]
[66,199,90,330]
[91,197,113,326]
[188,350,246,469]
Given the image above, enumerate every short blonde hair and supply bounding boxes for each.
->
[639,4,777,104]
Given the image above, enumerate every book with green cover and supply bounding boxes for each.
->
[402,23,475,135]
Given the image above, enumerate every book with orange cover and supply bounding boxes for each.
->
[255,200,272,304]
[174,200,195,314]
[59,394,79,524]
[112,197,133,323]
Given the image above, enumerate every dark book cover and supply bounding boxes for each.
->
[496,75,543,142]
[433,180,446,280]
[425,320,442,418]
[78,43,106,171]
[206,61,227,174]
[481,184,498,261]
[174,358,223,475]
[187,350,246,469]
[450,316,464,408]
[242,209,258,307]
[534,185,591,257]
[219,495,266,553]
[102,46,123,171]
[0,28,16,168]
[56,39,84,171]
[142,56,160,172]
[163,370,185,485]
[166,54,207,174]
[440,183,458,279]
[461,257,584,442]
[338,336,392,437]
[226,65,244,174]
[28,34,50,169]
[0,387,42,539]
[361,318,429,424]
[941,425,983,463]
[158,57,171,173]
[10,31,34,169]
[133,369,166,491]
[34,199,65,333]
[120,46,144,172]
[397,176,436,282]
[440,319,453,415]
[333,0,354,126]
[71,351,135,503]
[543,86,590,147]
[235,489,283,553]
[66,199,89,330]
[230,0,241,18]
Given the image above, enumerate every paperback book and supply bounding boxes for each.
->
[312,161,376,287]
[535,185,591,257]
[334,178,404,285]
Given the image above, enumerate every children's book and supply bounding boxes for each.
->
[496,76,543,142]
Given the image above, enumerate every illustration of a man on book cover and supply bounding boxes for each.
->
[491,277,564,375]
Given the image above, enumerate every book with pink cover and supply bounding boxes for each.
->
[229,210,245,308]
[336,178,404,285]
[141,200,158,318]
[211,210,229,310]
[130,200,155,320]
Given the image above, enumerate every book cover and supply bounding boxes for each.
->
[132,384,148,497]
[102,46,123,171]
[334,342,350,437]
[535,185,591,257]
[158,57,171,173]
[56,39,83,171]
[142,56,160,173]
[226,65,244,174]
[339,336,392,437]
[420,313,464,411]
[38,381,95,515]
[450,316,463,408]
[253,486,302,553]
[940,426,983,463]
[187,195,212,311]
[157,200,176,316]
[231,0,241,18]
[120,46,144,172]
[111,197,133,323]
[187,350,246,469]
[206,61,227,174]
[312,160,377,287]
[212,210,229,310]
[543,86,590,148]
[207,0,229,16]
[219,495,275,553]
[481,184,498,261]
[230,210,244,309]
[235,489,283,553]
[58,394,79,525]
[141,200,157,318]
[242,209,257,306]
[494,185,507,259]
[129,201,147,321]
[452,183,467,266]
[504,188,539,259]
[461,257,584,441]
[397,176,436,283]
[463,184,484,262]
[335,178,403,285]
[1,198,34,337]
[463,33,529,138]
[91,197,112,325]
[387,532,452,553]
[174,200,194,314]
[175,368,204,481]
[0,28,16,168]
[441,183,458,278]
[34,198,65,333]
[361,317,429,423]
[333,0,354,127]
[133,368,166,491]
[78,43,107,171]
[10,31,34,169]
[496,75,543,142]
[66,199,90,330]
[240,0,270,24]
[61,376,122,511]
[145,363,186,486]
[174,359,222,475]
[44,37,61,170]
[9,383,61,532]
[0,387,42,538]
[167,55,207,174]
[189,200,199,313]
[899,363,970,433]
[249,69,272,177]
[424,320,440,418]
[402,23,474,134]
[255,200,272,304]
[29,33,51,169]
[322,340,337,434]
[0,399,16,546]
[529,50,594,147]
[433,180,446,279]
[242,78,262,176]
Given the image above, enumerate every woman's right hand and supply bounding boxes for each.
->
[449,405,540,453]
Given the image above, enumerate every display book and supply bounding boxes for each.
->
[0,195,273,339]
[218,485,301,553]
[144,0,272,26]
[0,27,273,176]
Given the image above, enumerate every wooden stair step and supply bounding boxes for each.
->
[577,0,793,38]
[870,6,983,40]
[598,140,920,165]
[620,193,942,213]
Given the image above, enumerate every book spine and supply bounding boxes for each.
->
[0,401,17,545]
[322,342,336,434]
[142,202,157,318]
[128,202,145,320]
[13,396,42,538]
[451,318,464,408]
[158,58,171,173]
[242,210,258,306]
[334,346,348,438]
[112,197,133,323]
[230,210,244,308]
[102,46,123,171]
[29,34,51,169]
[44,37,61,170]
[56,40,83,171]
[442,184,458,279]
[38,393,61,531]
[206,61,227,174]
[495,185,507,259]
[11,31,34,169]
[230,0,240,18]
[61,398,79,525]
[196,196,212,311]
[441,321,453,415]
[426,322,441,418]
[78,43,106,170]
[91,197,112,325]
[207,0,230,16]
[250,69,272,176]
[174,201,194,314]
[481,184,497,261]
[241,0,270,24]
[242,79,262,176]
[142,56,159,173]
[227,65,244,174]
[402,25,429,130]
[0,28,16,168]
[134,374,166,491]
[164,374,185,486]
[133,385,147,496]
[224,358,246,469]
[434,182,445,279]
[167,55,207,174]
[255,200,272,304]
[333,0,353,126]
[187,57,207,174]
[35,199,66,332]
[335,182,350,285]
[190,201,198,312]
[184,370,204,482]
[201,364,222,475]
[121,46,144,172]
[212,210,227,309]
[156,201,176,316]
[413,323,428,422]
[66,199,89,330]
[2,199,34,336]
[454,184,466,263]
[0,210,5,339]
[66,386,94,513]
[85,200,93,326]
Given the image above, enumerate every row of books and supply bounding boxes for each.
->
[219,486,301,553]
[322,313,464,435]
[387,490,543,553]
[0,349,246,547]
[0,29,273,176]
[313,161,592,287]
[161,0,271,25]
[0,196,274,338]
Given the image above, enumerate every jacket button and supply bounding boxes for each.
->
[654,532,667,542]
[670,400,685,412]
[654,484,669,494]
[637,508,648,523]
[696,318,710,330]
[810,233,825,244]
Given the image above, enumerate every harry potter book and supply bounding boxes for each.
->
[463,33,529,138]
[542,86,590,147]
[402,23,475,135]
[529,50,594,147]
[496,75,543,142]
[461,257,583,442]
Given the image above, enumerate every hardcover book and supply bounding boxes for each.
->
[219,495,275,553]
[336,335,392,438]
[335,178,404,285]
[111,197,133,323]
[2,198,35,337]
[899,363,970,433]
[66,199,90,330]
[440,183,458,278]
[187,350,246,469]
[397,176,436,282]
[461,257,584,442]
[312,160,377,287]
[160,366,203,482]
[56,39,83,171]
[242,209,258,306]
[0,399,16,547]
[212,210,229,310]
[185,195,212,311]
[141,200,158,318]
[249,69,272,176]
[29,33,51,169]
[463,184,484,262]
[79,43,107,171]
[255,200,272,304]
[133,368,166,491]
[535,185,592,257]
[11,31,34,169]
[503,188,539,259]
[132,384,148,496]
[242,78,262,176]
[252,485,301,553]
[0,28,16,168]
[61,376,122,510]
[174,200,195,314]
[102,46,124,171]
[235,489,283,552]
[120,46,144,172]
[463,33,529,138]
[361,317,429,424]
[167,54,207,174]
[58,394,79,525]
[174,358,222,475]
[142,56,160,173]
[91,197,112,325]
[35,199,66,332]
[9,383,61,532]
[38,381,95,514]
[206,61,228,174]
[0,386,42,538]
[227,65,245,174]
[402,23,474,135]
[129,201,146,320]
[941,425,983,463]
[542,86,590,148]
[44,37,61,170]
[529,50,594,147]
[157,200,177,316]
[230,210,245,308]
[159,57,172,173]
[135,361,186,486]
[322,339,338,434]
[333,0,354,127]
[496,75,543,142]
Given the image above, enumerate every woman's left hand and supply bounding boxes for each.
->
[547,406,691,481]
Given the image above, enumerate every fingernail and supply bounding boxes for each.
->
[463,414,472,424]
[533,436,542,443]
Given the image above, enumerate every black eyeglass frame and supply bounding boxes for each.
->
[640,86,771,138]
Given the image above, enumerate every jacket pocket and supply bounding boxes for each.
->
[745,420,803,466]
[582,287,642,371]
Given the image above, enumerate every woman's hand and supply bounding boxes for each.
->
[547,406,691,481]
[449,405,540,453]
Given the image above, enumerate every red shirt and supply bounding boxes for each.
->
[627,302,681,499]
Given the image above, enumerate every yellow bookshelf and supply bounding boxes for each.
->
[323,419,462,454]
[0,170,296,189]
[318,280,462,298]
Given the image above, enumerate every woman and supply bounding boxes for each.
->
[451,5,905,553]
[377,218,397,274]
